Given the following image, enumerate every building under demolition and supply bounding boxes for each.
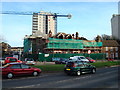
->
[23,32,102,55]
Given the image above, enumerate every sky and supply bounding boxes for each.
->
[1,1,118,47]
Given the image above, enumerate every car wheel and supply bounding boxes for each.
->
[76,71,81,76]
[7,73,14,79]
[92,69,96,74]
[33,71,39,76]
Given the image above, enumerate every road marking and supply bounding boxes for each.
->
[15,84,41,88]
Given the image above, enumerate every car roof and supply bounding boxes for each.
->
[68,60,81,62]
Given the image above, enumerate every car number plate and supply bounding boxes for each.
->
[66,69,70,70]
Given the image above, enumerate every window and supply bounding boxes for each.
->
[115,47,118,51]
[110,47,113,51]
[21,64,30,69]
[78,63,84,67]
[106,47,108,51]
[106,53,108,58]
[115,53,118,57]
[10,64,21,69]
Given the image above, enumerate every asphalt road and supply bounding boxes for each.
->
[2,66,120,89]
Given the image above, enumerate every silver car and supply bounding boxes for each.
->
[24,58,36,65]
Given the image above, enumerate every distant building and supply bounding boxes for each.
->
[111,14,120,40]
[0,42,11,57]
[32,11,57,36]
[11,47,23,55]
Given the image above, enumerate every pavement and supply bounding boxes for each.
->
[35,59,120,65]
[35,61,55,65]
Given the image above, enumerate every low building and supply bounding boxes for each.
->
[0,42,11,57]
[11,47,24,55]
[102,40,120,59]
[23,32,103,54]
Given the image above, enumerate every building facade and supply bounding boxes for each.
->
[0,42,11,57]
[102,40,120,59]
[32,11,57,35]
[111,14,120,40]
[24,32,103,55]
[11,47,23,55]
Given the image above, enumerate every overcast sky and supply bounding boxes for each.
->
[1,1,118,47]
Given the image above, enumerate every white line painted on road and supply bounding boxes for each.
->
[15,84,41,88]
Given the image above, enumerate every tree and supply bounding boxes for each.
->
[95,35,101,42]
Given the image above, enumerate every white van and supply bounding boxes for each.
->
[69,56,89,62]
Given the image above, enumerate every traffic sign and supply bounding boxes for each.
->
[88,50,91,54]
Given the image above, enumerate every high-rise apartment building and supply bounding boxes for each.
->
[32,11,57,35]
[111,14,120,40]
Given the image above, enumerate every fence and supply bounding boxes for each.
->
[23,53,106,62]
[38,53,106,62]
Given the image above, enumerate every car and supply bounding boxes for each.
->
[4,57,22,64]
[69,56,89,62]
[2,63,42,79]
[51,57,61,62]
[86,57,96,63]
[55,58,69,64]
[23,58,36,65]
[64,60,96,76]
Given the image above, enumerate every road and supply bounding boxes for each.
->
[2,66,120,89]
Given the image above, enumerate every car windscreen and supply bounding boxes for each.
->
[80,57,86,59]
[67,62,74,66]
[26,58,34,61]
[9,58,17,62]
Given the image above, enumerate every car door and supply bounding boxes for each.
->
[10,64,23,75]
[21,64,33,75]
[77,62,86,72]
[84,63,92,73]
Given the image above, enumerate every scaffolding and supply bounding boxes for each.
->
[47,38,102,49]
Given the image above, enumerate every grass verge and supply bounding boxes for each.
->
[33,61,120,73]
[91,61,120,68]
[33,64,65,72]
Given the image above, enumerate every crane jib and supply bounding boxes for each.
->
[0,11,72,19]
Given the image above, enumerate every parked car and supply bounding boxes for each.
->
[2,63,42,79]
[51,58,61,62]
[4,57,22,64]
[69,56,89,62]
[64,60,96,76]
[23,58,36,65]
[86,57,96,63]
[55,58,69,64]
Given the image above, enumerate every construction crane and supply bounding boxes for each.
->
[1,11,72,35]
[1,11,72,19]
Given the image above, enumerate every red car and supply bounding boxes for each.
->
[2,63,42,79]
[86,57,96,63]
[4,57,22,64]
